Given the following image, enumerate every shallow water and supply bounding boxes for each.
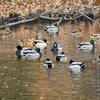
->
[0,19,100,100]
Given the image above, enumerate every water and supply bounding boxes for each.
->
[0,19,100,100]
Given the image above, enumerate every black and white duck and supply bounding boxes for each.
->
[33,39,49,50]
[43,58,54,69]
[70,29,82,37]
[56,52,67,62]
[90,34,100,40]
[77,40,96,50]
[93,55,100,63]
[44,23,59,35]
[69,60,85,74]
[16,45,42,60]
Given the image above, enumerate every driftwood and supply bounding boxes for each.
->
[0,17,39,30]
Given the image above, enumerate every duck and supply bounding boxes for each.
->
[70,29,82,37]
[32,39,49,50]
[69,60,85,74]
[43,58,54,69]
[90,34,100,40]
[96,55,100,62]
[44,23,59,35]
[51,42,62,53]
[20,38,35,47]
[56,52,67,62]
[16,45,42,60]
[77,40,96,50]
[93,55,100,63]
[35,33,44,40]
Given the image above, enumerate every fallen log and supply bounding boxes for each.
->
[0,17,39,30]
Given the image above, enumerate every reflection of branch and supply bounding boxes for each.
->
[5,27,12,33]
[0,27,11,38]
[83,14,100,25]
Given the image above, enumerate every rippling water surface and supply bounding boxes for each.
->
[0,19,100,100]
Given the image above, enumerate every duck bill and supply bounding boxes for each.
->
[40,50,43,52]
[47,41,49,43]
[14,48,17,50]
[94,42,97,44]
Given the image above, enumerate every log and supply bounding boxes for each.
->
[0,17,39,30]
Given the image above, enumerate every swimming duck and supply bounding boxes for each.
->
[96,55,100,62]
[51,42,62,53]
[44,24,59,35]
[33,39,49,50]
[90,34,100,40]
[69,60,85,73]
[93,55,100,63]
[20,38,35,47]
[16,45,42,60]
[35,33,44,40]
[77,40,96,50]
[70,29,82,37]
[56,52,67,62]
[43,58,54,69]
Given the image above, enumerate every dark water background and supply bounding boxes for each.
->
[0,19,100,100]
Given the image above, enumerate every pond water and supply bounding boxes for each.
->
[0,19,100,100]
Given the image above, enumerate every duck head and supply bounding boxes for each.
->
[46,58,50,61]
[90,40,95,44]
[61,52,65,54]
[69,60,74,64]
[42,39,49,43]
[54,23,58,27]
[53,42,58,47]
[16,45,22,50]
[35,48,41,52]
